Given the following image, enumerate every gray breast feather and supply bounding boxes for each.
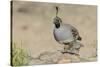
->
[53,24,80,43]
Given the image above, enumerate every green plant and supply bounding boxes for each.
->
[11,42,32,66]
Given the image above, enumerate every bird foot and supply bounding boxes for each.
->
[57,49,80,56]
[61,51,79,56]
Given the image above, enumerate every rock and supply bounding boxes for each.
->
[57,53,71,63]
[71,55,80,62]
[29,51,82,65]
[57,58,71,63]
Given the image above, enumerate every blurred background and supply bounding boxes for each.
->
[12,1,97,60]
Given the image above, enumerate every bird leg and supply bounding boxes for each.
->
[61,43,71,54]
[67,41,84,56]
[64,45,70,52]
[61,43,80,56]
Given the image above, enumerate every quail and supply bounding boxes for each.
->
[53,7,82,55]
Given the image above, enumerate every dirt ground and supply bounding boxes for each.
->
[12,1,97,64]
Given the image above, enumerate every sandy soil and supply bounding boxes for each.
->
[12,1,97,63]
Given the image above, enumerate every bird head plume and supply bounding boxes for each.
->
[56,6,58,17]
[53,6,62,24]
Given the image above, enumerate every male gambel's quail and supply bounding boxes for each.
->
[53,7,82,55]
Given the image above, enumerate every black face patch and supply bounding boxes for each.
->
[55,23,60,28]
